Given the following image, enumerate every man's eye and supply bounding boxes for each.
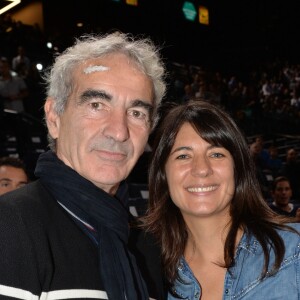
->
[128,109,148,120]
[17,183,27,189]
[89,102,103,110]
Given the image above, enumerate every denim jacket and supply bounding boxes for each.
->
[169,223,300,300]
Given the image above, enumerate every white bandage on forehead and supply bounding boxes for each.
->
[83,65,110,74]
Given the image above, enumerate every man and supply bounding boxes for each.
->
[249,140,270,198]
[279,148,300,201]
[269,176,300,221]
[12,46,31,76]
[266,145,282,178]
[0,156,28,195]
[0,57,28,112]
[0,32,166,299]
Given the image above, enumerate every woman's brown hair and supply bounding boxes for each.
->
[143,100,293,285]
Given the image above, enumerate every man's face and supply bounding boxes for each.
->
[0,165,28,195]
[45,53,154,195]
[272,180,292,207]
[250,142,262,156]
[0,61,10,76]
[287,149,297,162]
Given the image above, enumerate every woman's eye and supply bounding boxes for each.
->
[211,152,225,158]
[176,154,188,159]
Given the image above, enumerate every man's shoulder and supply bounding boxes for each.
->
[0,180,55,219]
[129,226,167,300]
[268,203,283,214]
[0,180,54,255]
[1,179,46,201]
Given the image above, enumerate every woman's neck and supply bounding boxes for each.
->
[184,216,243,265]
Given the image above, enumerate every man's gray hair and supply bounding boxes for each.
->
[44,32,167,150]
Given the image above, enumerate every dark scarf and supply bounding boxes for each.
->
[35,151,148,300]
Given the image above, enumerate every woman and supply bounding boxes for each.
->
[143,100,300,299]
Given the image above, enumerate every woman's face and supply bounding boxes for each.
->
[165,122,235,221]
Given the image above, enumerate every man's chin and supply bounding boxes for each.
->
[89,173,127,191]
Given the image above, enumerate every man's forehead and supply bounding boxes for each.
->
[70,55,154,106]
[277,182,290,187]
[79,53,140,75]
[0,165,23,174]
[83,65,110,74]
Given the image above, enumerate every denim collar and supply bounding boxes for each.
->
[178,230,261,274]
[236,230,261,255]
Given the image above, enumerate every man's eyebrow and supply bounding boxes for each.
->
[18,181,28,185]
[0,178,12,182]
[78,89,112,104]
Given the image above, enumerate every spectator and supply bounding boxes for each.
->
[0,156,28,195]
[181,83,194,103]
[279,148,300,202]
[249,140,270,197]
[0,57,28,112]
[269,176,300,220]
[254,135,270,166]
[12,45,31,78]
[290,87,300,108]
[266,145,283,178]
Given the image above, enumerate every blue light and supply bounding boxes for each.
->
[182,1,197,21]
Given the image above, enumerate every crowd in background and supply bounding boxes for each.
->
[1,15,300,134]
[0,15,299,205]
[0,14,50,119]
[167,60,300,136]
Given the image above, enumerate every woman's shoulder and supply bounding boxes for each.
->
[278,222,300,236]
[286,222,300,230]
[245,223,300,255]
[276,223,300,255]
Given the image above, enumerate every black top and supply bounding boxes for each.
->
[0,180,166,299]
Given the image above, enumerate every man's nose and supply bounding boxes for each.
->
[103,109,129,142]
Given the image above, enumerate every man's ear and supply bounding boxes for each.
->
[44,97,60,139]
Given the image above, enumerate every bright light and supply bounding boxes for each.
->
[36,63,43,71]
[126,0,138,6]
[182,1,197,22]
[46,42,52,49]
[76,22,83,27]
[199,6,209,25]
[0,0,21,16]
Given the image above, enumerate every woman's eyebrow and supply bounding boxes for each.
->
[170,146,192,155]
